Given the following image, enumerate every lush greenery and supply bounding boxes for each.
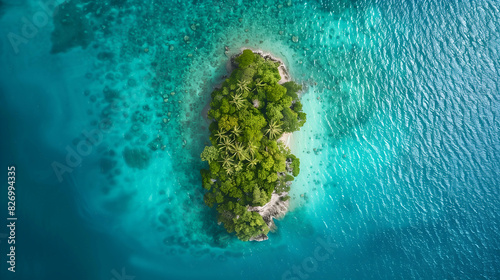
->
[200,50,306,241]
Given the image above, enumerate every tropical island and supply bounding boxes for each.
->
[200,49,306,241]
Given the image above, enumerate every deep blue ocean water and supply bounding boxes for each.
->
[0,0,499,279]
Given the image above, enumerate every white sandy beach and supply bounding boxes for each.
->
[278,132,293,149]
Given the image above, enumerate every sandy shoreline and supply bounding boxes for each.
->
[278,132,292,149]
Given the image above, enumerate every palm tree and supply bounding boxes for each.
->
[247,156,260,168]
[232,125,242,137]
[230,141,248,161]
[225,165,234,175]
[214,128,227,141]
[236,80,250,93]
[219,154,235,169]
[230,92,245,110]
[254,79,265,88]
[234,162,244,173]
[265,120,282,140]
[218,137,234,151]
[247,141,259,156]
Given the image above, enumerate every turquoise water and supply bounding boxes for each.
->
[1,0,499,279]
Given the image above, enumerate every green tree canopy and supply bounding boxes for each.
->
[282,81,302,99]
[199,50,305,241]
[265,83,287,102]
[200,146,219,163]
[235,49,255,68]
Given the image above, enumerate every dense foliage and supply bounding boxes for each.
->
[200,50,306,241]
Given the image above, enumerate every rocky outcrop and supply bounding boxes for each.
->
[248,192,290,241]
[249,234,268,242]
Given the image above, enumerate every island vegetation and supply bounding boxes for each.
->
[200,49,306,241]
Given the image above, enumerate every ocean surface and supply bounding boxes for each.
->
[1,0,499,279]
